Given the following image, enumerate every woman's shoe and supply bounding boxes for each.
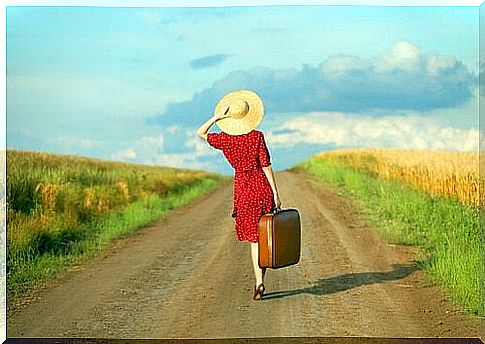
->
[252,283,265,300]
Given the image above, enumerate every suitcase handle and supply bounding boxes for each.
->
[270,206,282,214]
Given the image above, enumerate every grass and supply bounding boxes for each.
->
[296,155,483,316]
[6,149,226,301]
[317,148,479,208]
[8,178,222,301]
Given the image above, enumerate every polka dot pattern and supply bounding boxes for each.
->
[207,129,275,243]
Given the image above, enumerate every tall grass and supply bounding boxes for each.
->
[317,148,479,208]
[7,149,225,299]
[297,152,482,316]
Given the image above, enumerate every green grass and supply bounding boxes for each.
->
[6,149,227,301]
[7,177,221,300]
[296,156,483,316]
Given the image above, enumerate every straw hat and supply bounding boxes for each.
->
[214,90,264,135]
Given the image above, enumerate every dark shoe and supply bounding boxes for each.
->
[252,283,265,300]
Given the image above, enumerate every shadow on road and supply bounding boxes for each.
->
[263,261,422,300]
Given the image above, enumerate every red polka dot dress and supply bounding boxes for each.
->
[207,129,275,243]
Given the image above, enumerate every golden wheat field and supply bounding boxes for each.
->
[317,148,480,208]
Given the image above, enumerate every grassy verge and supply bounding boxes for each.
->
[8,177,222,301]
[7,149,228,301]
[296,156,483,316]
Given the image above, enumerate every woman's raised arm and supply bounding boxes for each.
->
[196,116,218,141]
[196,106,231,141]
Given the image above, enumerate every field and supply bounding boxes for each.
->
[297,148,482,316]
[316,148,480,208]
[6,149,225,298]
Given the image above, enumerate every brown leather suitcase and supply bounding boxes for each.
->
[258,207,301,269]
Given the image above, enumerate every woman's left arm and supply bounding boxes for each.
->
[196,107,230,141]
[196,116,218,141]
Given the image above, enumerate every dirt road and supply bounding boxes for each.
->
[7,168,484,338]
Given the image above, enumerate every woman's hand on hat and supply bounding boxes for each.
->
[213,106,232,121]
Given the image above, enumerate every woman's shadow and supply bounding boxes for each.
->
[263,261,422,300]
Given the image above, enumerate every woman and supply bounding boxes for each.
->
[196,89,282,301]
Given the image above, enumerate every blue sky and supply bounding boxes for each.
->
[6,5,480,175]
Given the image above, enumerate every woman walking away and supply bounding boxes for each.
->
[196,89,282,301]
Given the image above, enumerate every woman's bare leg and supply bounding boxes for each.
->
[250,242,266,285]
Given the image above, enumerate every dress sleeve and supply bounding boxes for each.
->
[258,131,271,167]
[207,132,224,150]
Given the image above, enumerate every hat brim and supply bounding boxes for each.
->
[214,90,264,135]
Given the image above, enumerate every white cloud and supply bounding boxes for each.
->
[426,53,458,75]
[266,111,479,152]
[375,40,421,72]
[111,111,479,175]
[159,40,475,123]
[183,129,215,156]
[111,133,164,162]
[150,152,210,170]
[56,135,100,150]
[110,130,217,170]
[320,54,370,79]
[374,40,459,76]
[112,148,137,160]
[166,125,180,134]
[139,134,165,149]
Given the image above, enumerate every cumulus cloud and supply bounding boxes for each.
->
[110,128,220,170]
[114,111,478,176]
[266,112,479,152]
[153,40,476,127]
[375,40,422,73]
[111,134,164,162]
